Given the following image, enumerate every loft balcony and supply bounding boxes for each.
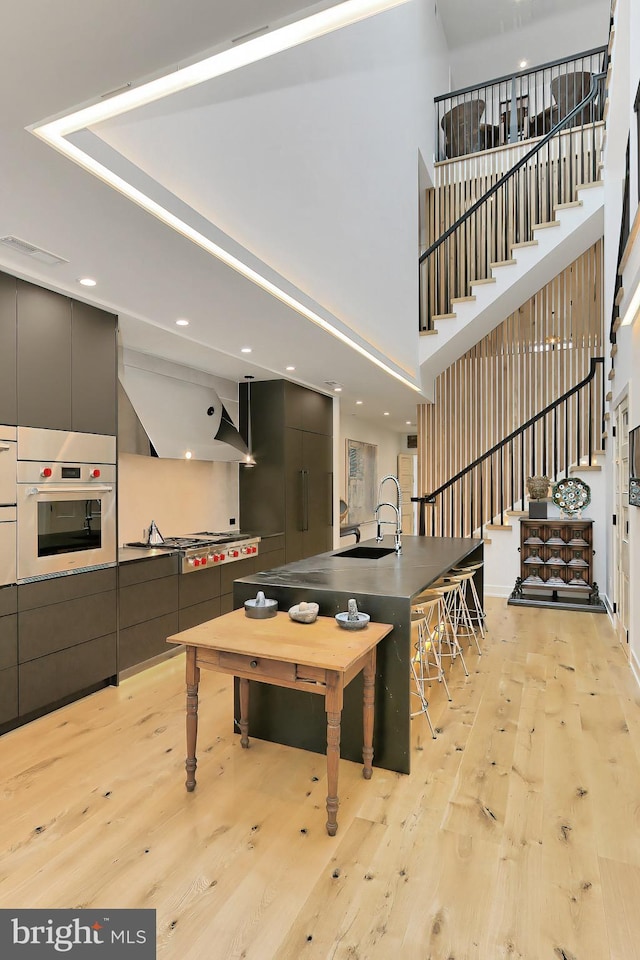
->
[434,46,607,162]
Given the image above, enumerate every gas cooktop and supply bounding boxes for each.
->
[124,531,260,573]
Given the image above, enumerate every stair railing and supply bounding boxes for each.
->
[420,72,606,331]
[412,357,604,538]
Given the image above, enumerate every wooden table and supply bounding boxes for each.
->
[167,609,393,836]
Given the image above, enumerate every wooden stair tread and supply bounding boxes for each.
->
[490,259,517,268]
[576,179,604,190]
[432,313,457,321]
[606,391,613,402]
[419,329,439,336]
[555,200,583,211]
[570,464,601,473]
[608,367,615,380]
[511,240,539,249]
[615,286,624,306]
[470,277,497,286]
[485,523,512,531]
[450,295,476,304]
[532,220,561,230]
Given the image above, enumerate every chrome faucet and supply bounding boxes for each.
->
[374,475,403,554]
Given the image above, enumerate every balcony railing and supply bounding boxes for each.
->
[435,47,607,162]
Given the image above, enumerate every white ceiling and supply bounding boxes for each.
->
[0,0,609,435]
[437,0,604,49]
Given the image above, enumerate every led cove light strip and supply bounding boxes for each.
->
[620,283,640,328]
[31,0,419,394]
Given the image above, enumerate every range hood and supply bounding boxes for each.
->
[119,351,250,462]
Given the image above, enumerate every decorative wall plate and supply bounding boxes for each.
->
[551,477,591,518]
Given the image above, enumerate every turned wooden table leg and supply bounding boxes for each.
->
[185,646,200,792]
[325,671,343,837]
[239,677,250,748]
[362,648,376,780]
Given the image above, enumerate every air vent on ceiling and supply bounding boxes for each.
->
[0,236,68,266]
[231,25,269,43]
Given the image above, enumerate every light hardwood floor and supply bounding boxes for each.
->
[1,598,640,959]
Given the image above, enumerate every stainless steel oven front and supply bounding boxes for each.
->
[17,428,117,582]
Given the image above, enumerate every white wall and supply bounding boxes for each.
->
[602,0,640,680]
[97,0,450,378]
[338,409,409,542]
[448,3,610,89]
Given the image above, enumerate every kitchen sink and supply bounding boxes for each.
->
[334,546,397,559]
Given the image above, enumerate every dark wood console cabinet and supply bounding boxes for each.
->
[508,518,605,612]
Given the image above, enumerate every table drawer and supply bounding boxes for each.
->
[218,650,296,683]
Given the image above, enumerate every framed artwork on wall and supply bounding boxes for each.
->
[346,439,377,523]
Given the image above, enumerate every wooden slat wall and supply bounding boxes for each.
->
[417,243,603,511]
[421,123,604,325]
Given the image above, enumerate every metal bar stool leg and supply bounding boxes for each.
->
[412,596,452,701]
[410,613,437,738]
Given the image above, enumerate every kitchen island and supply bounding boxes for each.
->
[233,534,483,774]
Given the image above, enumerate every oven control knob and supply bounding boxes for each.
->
[40,467,52,478]
[188,558,196,567]
[90,468,101,479]
[251,546,258,554]
[201,556,208,565]
[193,558,201,567]
[216,554,224,562]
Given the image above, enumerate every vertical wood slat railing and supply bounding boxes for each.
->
[420,73,606,331]
[412,358,604,539]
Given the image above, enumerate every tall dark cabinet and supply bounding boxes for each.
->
[239,380,333,564]
[0,270,117,433]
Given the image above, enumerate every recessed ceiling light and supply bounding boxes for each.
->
[241,347,252,353]
[286,365,295,371]
[176,318,189,327]
[185,450,193,459]
[334,387,342,393]
[78,277,96,287]
[406,421,412,425]
[383,412,390,416]
[519,59,528,69]
[356,400,363,405]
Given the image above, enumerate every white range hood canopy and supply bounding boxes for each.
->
[119,349,249,462]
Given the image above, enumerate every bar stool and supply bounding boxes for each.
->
[410,595,452,703]
[452,560,486,647]
[414,575,469,677]
[409,608,438,739]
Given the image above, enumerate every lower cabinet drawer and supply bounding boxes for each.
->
[178,598,220,632]
[0,613,17,671]
[19,633,116,716]
[19,590,117,662]
[119,612,179,673]
[218,651,296,682]
[0,666,18,724]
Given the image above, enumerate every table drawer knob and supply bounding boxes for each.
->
[250,659,258,668]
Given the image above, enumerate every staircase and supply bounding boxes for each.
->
[419,181,604,396]
[419,69,606,401]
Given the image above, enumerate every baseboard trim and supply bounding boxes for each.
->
[485,585,512,599]
[631,649,640,691]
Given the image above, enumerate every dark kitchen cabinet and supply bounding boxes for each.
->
[118,555,179,673]
[71,300,118,435]
[0,585,17,724]
[15,568,117,722]
[0,272,17,425]
[8,271,117,435]
[16,280,72,430]
[239,380,333,565]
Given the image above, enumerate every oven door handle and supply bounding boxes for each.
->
[25,484,114,495]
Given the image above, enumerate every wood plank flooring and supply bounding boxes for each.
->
[1,599,639,959]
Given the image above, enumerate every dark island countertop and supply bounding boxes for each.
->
[232,534,484,775]
[236,534,483,602]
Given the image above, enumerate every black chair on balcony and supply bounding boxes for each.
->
[441,99,485,158]
[550,70,594,127]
